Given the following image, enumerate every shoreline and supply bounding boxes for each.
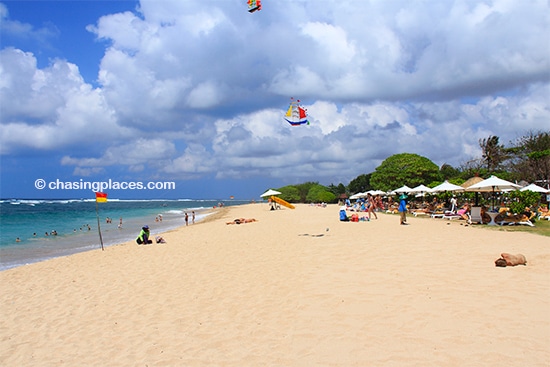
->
[0,205,229,271]
[1,203,548,366]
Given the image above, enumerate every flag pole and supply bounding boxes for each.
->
[96,200,105,251]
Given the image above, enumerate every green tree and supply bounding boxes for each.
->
[479,135,507,173]
[277,185,301,202]
[348,173,371,194]
[509,131,550,187]
[327,183,347,197]
[440,163,460,181]
[458,158,488,181]
[369,153,440,192]
[306,184,336,203]
[507,190,541,215]
[295,182,319,202]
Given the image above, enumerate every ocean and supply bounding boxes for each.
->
[0,199,247,271]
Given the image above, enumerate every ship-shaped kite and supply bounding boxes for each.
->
[248,0,262,13]
[284,98,309,126]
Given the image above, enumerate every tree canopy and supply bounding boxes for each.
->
[369,153,440,192]
[272,130,549,205]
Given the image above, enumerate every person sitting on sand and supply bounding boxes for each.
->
[339,206,349,221]
[136,225,153,245]
[226,218,258,225]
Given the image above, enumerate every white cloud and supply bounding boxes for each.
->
[1,0,549,190]
[62,138,176,168]
[301,22,356,65]
[0,3,59,43]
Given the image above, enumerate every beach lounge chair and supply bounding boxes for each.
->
[430,210,448,219]
[432,210,459,219]
[442,212,462,220]
[412,209,430,217]
[495,212,535,227]
[497,219,535,227]
[469,207,483,224]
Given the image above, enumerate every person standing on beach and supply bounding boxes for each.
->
[367,193,378,220]
[450,195,457,213]
[184,212,189,226]
[398,193,408,225]
[192,211,195,224]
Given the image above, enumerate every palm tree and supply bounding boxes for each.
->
[479,135,506,173]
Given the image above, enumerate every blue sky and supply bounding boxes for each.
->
[1,0,549,200]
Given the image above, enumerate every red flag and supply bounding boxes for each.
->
[95,192,108,203]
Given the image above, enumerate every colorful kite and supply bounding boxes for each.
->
[248,0,262,13]
[284,98,309,126]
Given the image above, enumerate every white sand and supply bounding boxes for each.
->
[1,203,549,366]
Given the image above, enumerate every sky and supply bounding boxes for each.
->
[0,0,549,200]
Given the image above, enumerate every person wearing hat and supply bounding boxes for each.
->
[398,193,409,225]
[136,225,152,245]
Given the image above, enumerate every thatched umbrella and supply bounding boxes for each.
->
[461,176,485,189]
[462,176,485,206]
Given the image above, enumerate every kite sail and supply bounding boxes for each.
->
[284,98,309,126]
[248,0,262,13]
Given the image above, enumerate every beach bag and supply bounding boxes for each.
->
[136,237,143,244]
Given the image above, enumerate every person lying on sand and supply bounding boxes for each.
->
[495,253,527,267]
[226,218,258,225]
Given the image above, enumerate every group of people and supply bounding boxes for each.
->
[136,210,199,245]
[340,193,488,226]
[184,211,195,226]
[401,194,546,225]
[340,193,382,222]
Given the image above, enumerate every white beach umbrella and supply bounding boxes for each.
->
[409,184,432,194]
[393,185,412,194]
[371,190,387,196]
[430,180,465,193]
[465,175,520,192]
[520,183,549,193]
[465,175,521,209]
[260,189,282,197]
[349,193,363,200]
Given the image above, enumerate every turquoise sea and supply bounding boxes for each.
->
[0,199,247,271]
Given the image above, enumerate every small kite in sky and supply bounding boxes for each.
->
[284,97,309,126]
[248,0,262,13]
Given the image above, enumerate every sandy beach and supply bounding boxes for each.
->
[1,203,549,366]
